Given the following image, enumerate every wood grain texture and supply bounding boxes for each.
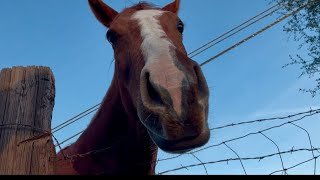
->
[0,66,56,175]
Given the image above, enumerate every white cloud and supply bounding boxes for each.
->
[250,77,320,119]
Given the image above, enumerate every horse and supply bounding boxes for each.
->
[56,0,210,175]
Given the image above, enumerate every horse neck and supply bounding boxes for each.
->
[68,72,158,175]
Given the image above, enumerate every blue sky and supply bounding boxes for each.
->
[1,0,319,175]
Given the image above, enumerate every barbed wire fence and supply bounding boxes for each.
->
[154,108,320,175]
[5,106,319,175]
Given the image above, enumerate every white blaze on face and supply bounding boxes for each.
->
[132,10,186,116]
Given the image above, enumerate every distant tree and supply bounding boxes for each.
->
[272,0,320,97]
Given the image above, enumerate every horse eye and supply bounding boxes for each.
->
[177,20,184,34]
[106,30,118,45]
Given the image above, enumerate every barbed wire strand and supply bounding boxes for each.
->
[158,148,320,175]
[156,111,320,163]
[270,155,320,175]
[192,111,320,154]
[54,113,152,147]
[59,108,320,158]
[57,108,320,151]
[0,123,49,134]
[211,108,320,131]
[55,139,125,164]
[0,123,67,159]
[68,145,113,160]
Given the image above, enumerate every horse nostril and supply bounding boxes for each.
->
[145,72,163,105]
[193,65,202,85]
[193,66,199,81]
[193,65,208,96]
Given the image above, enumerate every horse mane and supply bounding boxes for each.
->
[123,2,160,12]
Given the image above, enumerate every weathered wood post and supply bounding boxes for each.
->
[0,66,56,175]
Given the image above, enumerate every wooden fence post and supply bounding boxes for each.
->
[0,66,56,175]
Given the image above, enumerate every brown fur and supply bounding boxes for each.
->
[56,0,210,175]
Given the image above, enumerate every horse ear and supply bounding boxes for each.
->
[88,0,118,28]
[162,0,181,14]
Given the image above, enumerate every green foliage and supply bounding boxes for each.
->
[274,0,320,97]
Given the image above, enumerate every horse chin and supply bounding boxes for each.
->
[147,128,210,154]
[137,101,210,154]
